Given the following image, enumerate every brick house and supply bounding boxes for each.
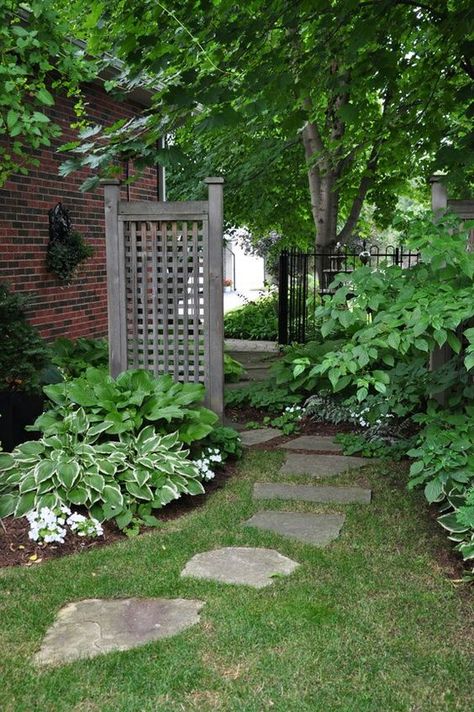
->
[0,76,163,341]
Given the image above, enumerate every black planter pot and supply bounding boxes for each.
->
[0,391,44,452]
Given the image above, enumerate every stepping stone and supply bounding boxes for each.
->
[240,428,282,446]
[244,511,345,546]
[181,547,298,588]
[34,598,204,666]
[253,482,372,504]
[280,453,371,478]
[280,435,343,453]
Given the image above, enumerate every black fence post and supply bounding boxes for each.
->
[278,250,289,344]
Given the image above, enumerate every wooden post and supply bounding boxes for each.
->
[102,179,127,378]
[204,177,224,420]
[429,175,450,404]
[430,174,448,214]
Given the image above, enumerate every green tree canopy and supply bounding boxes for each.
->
[3,1,474,247]
[0,2,93,185]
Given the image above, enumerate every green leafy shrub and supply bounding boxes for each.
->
[304,394,354,425]
[294,213,474,566]
[224,293,278,340]
[225,380,302,412]
[46,231,93,283]
[0,411,203,529]
[438,486,474,566]
[202,425,243,461]
[262,405,306,435]
[271,339,346,393]
[335,432,414,460]
[224,353,246,383]
[34,368,218,445]
[0,284,50,393]
[51,337,108,378]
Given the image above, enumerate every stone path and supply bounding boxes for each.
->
[35,431,373,666]
[280,435,344,453]
[240,428,282,446]
[181,547,298,588]
[280,453,371,477]
[35,598,204,666]
[244,511,346,546]
[253,482,372,504]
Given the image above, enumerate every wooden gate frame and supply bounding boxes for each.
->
[102,177,224,419]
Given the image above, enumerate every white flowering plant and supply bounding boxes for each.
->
[262,405,306,435]
[27,506,70,544]
[26,505,103,545]
[67,511,103,538]
[193,448,223,481]
[0,411,205,534]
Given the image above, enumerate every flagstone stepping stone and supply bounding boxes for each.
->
[244,511,345,546]
[240,428,282,446]
[280,435,343,453]
[253,482,372,504]
[181,547,298,588]
[280,453,371,478]
[34,598,204,666]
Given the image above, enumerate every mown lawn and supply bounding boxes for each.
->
[1,450,473,712]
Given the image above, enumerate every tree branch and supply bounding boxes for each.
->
[337,87,393,242]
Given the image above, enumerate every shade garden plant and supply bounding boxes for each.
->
[224,292,278,341]
[277,212,474,572]
[0,366,242,541]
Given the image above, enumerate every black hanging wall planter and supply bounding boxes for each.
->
[46,202,93,282]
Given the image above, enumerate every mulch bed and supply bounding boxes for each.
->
[0,464,236,569]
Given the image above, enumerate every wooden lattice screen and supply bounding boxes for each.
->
[102,178,224,419]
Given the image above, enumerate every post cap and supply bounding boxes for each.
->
[429,174,447,184]
[100,178,121,185]
[204,177,224,184]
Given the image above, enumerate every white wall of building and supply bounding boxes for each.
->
[227,238,265,292]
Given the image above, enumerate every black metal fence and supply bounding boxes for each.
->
[278,245,420,344]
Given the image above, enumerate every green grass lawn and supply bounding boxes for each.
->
[1,450,473,712]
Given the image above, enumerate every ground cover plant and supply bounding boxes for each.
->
[51,337,108,379]
[0,450,472,711]
[35,367,218,445]
[281,213,474,569]
[224,293,278,341]
[52,338,245,384]
[0,284,50,394]
[0,367,241,536]
[225,381,302,414]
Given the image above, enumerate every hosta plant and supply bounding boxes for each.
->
[33,367,218,444]
[0,409,204,530]
[438,486,474,570]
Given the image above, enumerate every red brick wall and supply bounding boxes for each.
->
[0,82,159,341]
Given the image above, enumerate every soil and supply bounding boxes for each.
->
[0,464,236,569]
[225,407,356,436]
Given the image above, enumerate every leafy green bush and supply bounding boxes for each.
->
[0,410,204,529]
[0,284,50,393]
[202,425,243,460]
[406,405,474,569]
[224,353,246,383]
[224,293,278,340]
[51,337,108,378]
[46,230,93,283]
[262,405,306,435]
[292,213,474,567]
[225,380,302,412]
[335,432,414,460]
[34,368,218,445]
[271,339,346,393]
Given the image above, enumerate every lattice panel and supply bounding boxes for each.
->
[124,219,208,382]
